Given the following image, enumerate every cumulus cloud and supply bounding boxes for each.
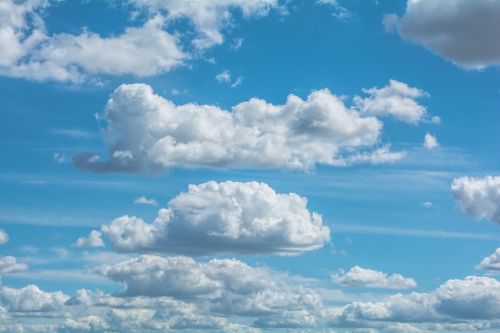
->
[353,80,430,124]
[0,229,8,245]
[0,257,28,275]
[477,248,500,271]
[100,181,330,255]
[0,0,280,82]
[384,0,500,69]
[331,266,417,290]
[0,285,69,312]
[327,275,500,328]
[73,231,105,248]
[423,132,438,150]
[134,196,158,206]
[451,176,500,224]
[0,1,185,82]
[94,254,322,326]
[72,83,410,172]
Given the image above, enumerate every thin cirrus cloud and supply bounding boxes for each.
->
[0,0,280,83]
[331,266,417,290]
[451,176,500,224]
[72,82,421,173]
[384,0,500,69]
[96,181,330,256]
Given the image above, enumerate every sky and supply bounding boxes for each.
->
[1,0,500,332]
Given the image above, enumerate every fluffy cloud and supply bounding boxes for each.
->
[0,0,280,82]
[477,248,500,271]
[331,266,417,290]
[134,196,158,206]
[0,1,185,82]
[100,181,330,255]
[128,0,280,49]
[0,257,28,275]
[384,0,500,69]
[451,176,500,224]
[353,80,431,124]
[0,285,69,313]
[94,254,322,327]
[423,132,438,150]
[72,83,409,172]
[0,229,8,245]
[73,231,105,248]
[327,275,500,328]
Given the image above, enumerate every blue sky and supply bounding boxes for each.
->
[1,0,500,332]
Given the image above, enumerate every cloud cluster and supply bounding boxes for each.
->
[451,176,500,224]
[423,132,438,150]
[129,0,279,49]
[331,266,417,290]
[72,83,412,172]
[134,196,158,206]
[384,0,500,69]
[327,276,500,329]
[99,181,330,255]
[0,0,280,82]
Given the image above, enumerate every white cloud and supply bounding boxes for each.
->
[327,275,500,327]
[133,196,158,206]
[0,284,69,312]
[215,70,231,83]
[0,1,185,83]
[101,181,330,255]
[451,176,500,224]
[423,132,438,150]
[73,83,407,172]
[73,231,105,248]
[477,248,500,271]
[331,266,417,289]
[384,0,500,69]
[0,256,28,275]
[354,80,430,124]
[128,0,280,49]
[0,229,8,245]
[94,254,322,325]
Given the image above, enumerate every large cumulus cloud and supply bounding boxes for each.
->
[99,181,330,255]
[384,0,500,69]
[72,83,413,172]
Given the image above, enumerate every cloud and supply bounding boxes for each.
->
[0,256,28,275]
[215,70,231,83]
[73,231,105,248]
[451,176,500,224]
[0,229,8,245]
[327,275,500,328]
[0,1,185,83]
[384,0,500,69]
[133,196,158,206]
[72,83,409,173]
[353,80,430,124]
[128,0,280,49]
[100,181,330,255]
[477,248,500,271]
[0,285,69,312]
[331,266,417,289]
[423,132,438,150]
[94,254,322,327]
